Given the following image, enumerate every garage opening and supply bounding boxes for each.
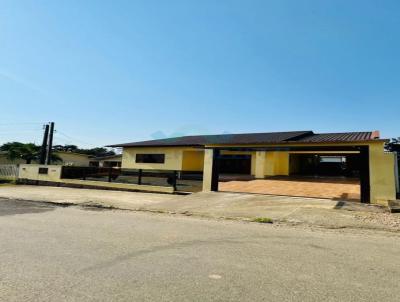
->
[219,155,251,174]
[216,149,366,202]
[289,154,360,177]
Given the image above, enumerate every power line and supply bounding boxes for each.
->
[56,130,97,147]
[0,122,43,126]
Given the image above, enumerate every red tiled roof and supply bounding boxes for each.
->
[296,132,377,143]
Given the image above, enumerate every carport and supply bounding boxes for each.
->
[204,145,370,203]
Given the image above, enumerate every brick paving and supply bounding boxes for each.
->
[219,176,360,201]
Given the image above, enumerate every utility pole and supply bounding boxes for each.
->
[45,122,55,165]
[39,124,50,164]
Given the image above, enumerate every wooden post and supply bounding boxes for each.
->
[138,169,142,185]
[172,171,178,191]
[108,167,112,182]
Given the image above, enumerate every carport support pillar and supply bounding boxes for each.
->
[359,146,370,203]
[202,149,219,192]
[255,151,266,179]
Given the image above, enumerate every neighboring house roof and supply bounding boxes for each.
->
[108,131,383,148]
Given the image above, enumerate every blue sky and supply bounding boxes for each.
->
[0,0,399,148]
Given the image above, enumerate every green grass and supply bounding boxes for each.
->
[252,217,273,224]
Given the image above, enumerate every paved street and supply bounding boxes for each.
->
[0,198,399,301]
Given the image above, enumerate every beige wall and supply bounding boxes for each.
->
[19,164,62,182]
[122,147,185,170]
[121,147,207,171]
[369,142,396,205]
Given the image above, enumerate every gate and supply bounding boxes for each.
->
[0,164,19,180]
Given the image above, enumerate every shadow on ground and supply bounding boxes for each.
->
[0,198,63,216]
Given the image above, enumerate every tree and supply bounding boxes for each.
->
[386,138,400,152]
[53,144,78,152]
[0,142,62,164]
[77,147,116,157]
[53,145,116,157]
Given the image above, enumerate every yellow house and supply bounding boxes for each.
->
[109,130,397,205]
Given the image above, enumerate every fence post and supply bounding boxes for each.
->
[108,167,112,182]
[138,169,142,185]
[172,170,178,191]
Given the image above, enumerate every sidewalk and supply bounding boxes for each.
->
[0,185,399,232]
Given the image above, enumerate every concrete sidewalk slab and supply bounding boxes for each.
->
[0,185,179,209]
[0,185,399,231]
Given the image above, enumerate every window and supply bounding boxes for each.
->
[38,167,49,174]
[136,154,165,164]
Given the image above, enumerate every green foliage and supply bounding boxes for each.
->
[252,217,273,224]
[386,138,400,152]
[0,142,40,164]
[0,142,62,164]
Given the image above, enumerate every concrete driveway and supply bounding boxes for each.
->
[219,177,360,200]
[0,185,399,231]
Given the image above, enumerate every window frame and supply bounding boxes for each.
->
[135,153,165,164]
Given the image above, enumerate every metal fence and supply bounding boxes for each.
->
[60,166,203,192]
[0,164,19,180]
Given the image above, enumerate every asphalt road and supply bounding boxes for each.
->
[0,198,399,302]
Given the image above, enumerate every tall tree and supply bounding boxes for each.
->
[0,142,61,164]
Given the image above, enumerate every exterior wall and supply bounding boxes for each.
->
[369,142,396,205]
[18,164,173,193]
[264,152,289,176]
[255,151,266,178]
[121,147,184,170]
[182,150,204,171]
[19,164,62,182]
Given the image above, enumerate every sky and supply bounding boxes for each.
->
[0,0,399,148]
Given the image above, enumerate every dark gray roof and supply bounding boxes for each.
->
[108,130,382,148]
